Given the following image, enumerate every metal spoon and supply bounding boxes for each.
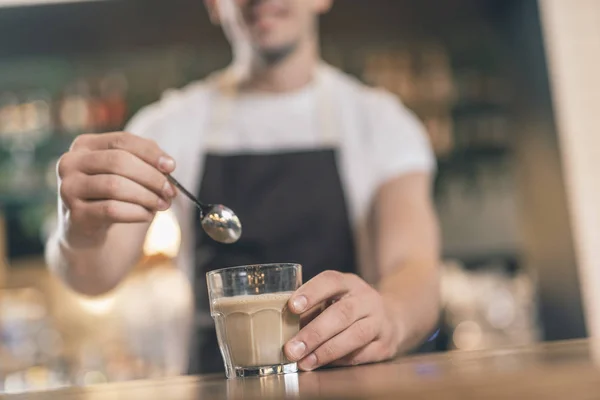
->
[166,175,242,244]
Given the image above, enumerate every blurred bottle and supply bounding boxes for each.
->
[76,343,107,386]
[441,261,540,351]
[0,288,48,378]
[425,115,454,157]
[363,50,417,105]
[0,92,22,142]
[456,70,485,104]
[419,46,455,105]
[21,90,53,144]
[88,77,111,134]
[59,80,93,136]
[392,50,417,104]
[485,76,512,105]
[100,72,128,132]
[363,52,381,86]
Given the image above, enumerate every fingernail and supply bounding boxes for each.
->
[292,296,308,313]
[287,340,306,360]
[158,157,176,172]
[157,198,170,211]
[163,181,175,198]
[301,353,318,371]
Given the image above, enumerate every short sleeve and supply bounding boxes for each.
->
[366,90,436,186]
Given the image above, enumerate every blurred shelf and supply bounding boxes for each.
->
[437,144,511,168]
[452,101,510,116]
[406,100,510,116]
[443,250,522,274]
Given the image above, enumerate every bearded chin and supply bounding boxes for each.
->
[257,41,299,65]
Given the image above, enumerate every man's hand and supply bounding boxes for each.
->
[284,271,399,371]
[57,132,177,245]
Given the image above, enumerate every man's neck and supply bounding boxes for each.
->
[234,39,320,93]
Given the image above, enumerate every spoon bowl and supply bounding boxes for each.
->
[166,175,243,244]
[201,204,243,244]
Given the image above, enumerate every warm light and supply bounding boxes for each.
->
[453,320,483,351]
[486,289,516,329]
[4,373,26,394]
[77,295,115,316]
[143,210,181,258]
[147,267,193,311]
[83,371,107,386]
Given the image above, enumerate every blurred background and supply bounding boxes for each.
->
[0,0,598,394]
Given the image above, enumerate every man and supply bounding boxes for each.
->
[46,0,441,375]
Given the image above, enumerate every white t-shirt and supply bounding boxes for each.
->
[127,63,435,283]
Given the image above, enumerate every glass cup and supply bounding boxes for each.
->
[207,263,303,378]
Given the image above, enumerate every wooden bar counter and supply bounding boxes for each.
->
[10,340,600,399]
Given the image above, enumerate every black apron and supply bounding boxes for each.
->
[188,69,358,375]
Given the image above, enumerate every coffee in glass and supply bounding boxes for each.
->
[207,263,302,378]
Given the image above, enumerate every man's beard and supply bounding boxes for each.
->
[257,41,299,65]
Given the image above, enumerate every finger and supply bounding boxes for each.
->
[300,303,327,328]
[297,317,379,372]
[289,271,352,315]
[75,200,155,224]
[284,296,370,362]
[76,150,176,199]
[330,341,393,368]
[73,174,171,212]
[71,132,176,173]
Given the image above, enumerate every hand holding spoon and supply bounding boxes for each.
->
[166,175,242,244]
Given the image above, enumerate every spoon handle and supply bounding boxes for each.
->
[166,175,207,212]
